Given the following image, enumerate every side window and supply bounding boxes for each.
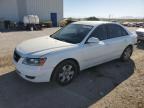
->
[107,24,129,39]
[90,25,107,40]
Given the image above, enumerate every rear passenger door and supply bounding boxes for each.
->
[106,24,129,58]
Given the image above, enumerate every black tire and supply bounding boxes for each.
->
[137,40,142,45]
[52,60,78,86]
[120,46,133,61]
[138,40,144,44]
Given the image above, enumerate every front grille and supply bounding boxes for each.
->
[136,32,144,37]
[14,50,21,62]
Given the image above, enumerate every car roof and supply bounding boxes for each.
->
[73,21,112,26]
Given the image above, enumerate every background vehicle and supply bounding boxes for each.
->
[13,21,137,85]
[136,28,144,43]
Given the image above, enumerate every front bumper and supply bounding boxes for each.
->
[13,58,53,83]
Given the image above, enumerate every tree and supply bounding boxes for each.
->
[86,16,100,21]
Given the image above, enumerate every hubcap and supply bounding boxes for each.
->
[59,65,75,83]
[124,48,132,59]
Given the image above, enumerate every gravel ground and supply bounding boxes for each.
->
[0,27,144,108]
[90,45,144,108]
[0,28,60,57]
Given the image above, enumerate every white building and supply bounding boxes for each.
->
[0,0,63,26]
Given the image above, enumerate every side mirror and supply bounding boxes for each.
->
[87,37,100,44]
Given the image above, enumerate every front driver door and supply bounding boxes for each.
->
[80,25,109,69]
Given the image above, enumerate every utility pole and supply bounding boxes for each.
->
[109,14,111,21]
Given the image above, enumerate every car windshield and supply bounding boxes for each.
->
[50,24,93,44]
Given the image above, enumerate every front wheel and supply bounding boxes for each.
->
[120,46,133,61]
[52,60,78,86]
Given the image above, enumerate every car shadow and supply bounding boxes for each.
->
[0,59,135,108]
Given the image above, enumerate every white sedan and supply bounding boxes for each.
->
[13,21,137,85]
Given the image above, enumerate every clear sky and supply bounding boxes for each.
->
[64,0,144,18]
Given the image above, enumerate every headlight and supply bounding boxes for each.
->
[22,58,47,66]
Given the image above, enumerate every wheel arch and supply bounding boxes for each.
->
[50,58,80,81]
[122,44,133,55]
[127,44,133,50]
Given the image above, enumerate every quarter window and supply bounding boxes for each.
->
[90,25,107,40]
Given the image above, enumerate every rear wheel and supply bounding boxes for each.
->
[137,40,144,44]
[52,60,78,86]
[120,46,133,61]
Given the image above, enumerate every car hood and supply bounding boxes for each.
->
[16,36,75,57]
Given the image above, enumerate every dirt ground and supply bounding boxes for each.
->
[90,44,144,108]
[0,27,144,108]
[0,28,59,57]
